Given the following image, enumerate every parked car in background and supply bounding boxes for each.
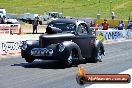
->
[19,13,39,24]
[39,12,64,25]
[6,19,19,24]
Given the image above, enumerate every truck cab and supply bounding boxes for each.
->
[21,19,105,66]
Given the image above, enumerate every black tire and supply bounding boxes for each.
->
[25,49,35,63]
[64,51,73,66]
[60,49,79,67]
[25,57,35,63]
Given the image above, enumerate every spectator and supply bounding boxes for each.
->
[111,11,115,20]
[118,20,125,30]
[32,17,39,34]
[92,21,99,30]
[102,19,109,30]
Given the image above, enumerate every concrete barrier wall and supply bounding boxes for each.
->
[0,30,132,56]
[95,28,132,41]
[96,30,127,41]
[0,40,23,55]
[0,35,39,55]
[0,24,21,35]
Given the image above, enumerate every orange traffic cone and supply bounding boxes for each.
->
[78,66,86,76]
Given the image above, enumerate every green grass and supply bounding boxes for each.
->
[0,0,131,20]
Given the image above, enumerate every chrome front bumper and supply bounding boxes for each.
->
[31,48,53,56]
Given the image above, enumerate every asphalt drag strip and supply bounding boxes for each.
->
[0,41,132,88]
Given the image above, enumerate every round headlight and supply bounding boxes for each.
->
[22,44,27,50]
[21,41,27,50]
[58,43,65,52]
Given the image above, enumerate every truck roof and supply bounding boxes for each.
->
[48,18,85,25]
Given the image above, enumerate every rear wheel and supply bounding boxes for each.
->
[97,48,103,62]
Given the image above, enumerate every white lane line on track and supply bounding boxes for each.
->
[85,68,132,88]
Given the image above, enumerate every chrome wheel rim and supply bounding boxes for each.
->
[97,49,102,61]
[67,52,73,65]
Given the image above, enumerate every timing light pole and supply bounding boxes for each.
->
[62,0,64,13]
[98,0,100,14]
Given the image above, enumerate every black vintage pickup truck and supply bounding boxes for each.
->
[21,19,105,66]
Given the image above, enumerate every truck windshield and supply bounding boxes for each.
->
[48,23,76,32]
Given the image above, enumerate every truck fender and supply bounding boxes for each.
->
[62,41,83,60]
[25,40,39,48]
[21,40,39,58]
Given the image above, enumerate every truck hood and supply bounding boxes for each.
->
[39,33,75,48]
[41,33,75,38]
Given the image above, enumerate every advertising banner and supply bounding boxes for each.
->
[96,29,128,41]
[0,24,21,34]
[125,29,132,39]
[0,40,23,55]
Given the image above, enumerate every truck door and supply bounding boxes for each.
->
[74,23,93,58]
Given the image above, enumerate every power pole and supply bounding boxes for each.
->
[62,0,64,13]
[110,1,112,17]
[98,0,100,14]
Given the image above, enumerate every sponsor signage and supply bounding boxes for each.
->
[0,41,23,55]
[0,24,20,34]
[96,29,127,41]
[76,66,131,85]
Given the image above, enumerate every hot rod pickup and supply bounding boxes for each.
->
[21,19,105,66]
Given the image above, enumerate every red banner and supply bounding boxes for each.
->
[0,24,21,34]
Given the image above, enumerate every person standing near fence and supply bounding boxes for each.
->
[118,20,125,30]
[32,17,39,34]
[102,19,109,30]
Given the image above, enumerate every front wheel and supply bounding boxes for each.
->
[60,50,79,67]
[64,51,74,66]
[87,47,102,63]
